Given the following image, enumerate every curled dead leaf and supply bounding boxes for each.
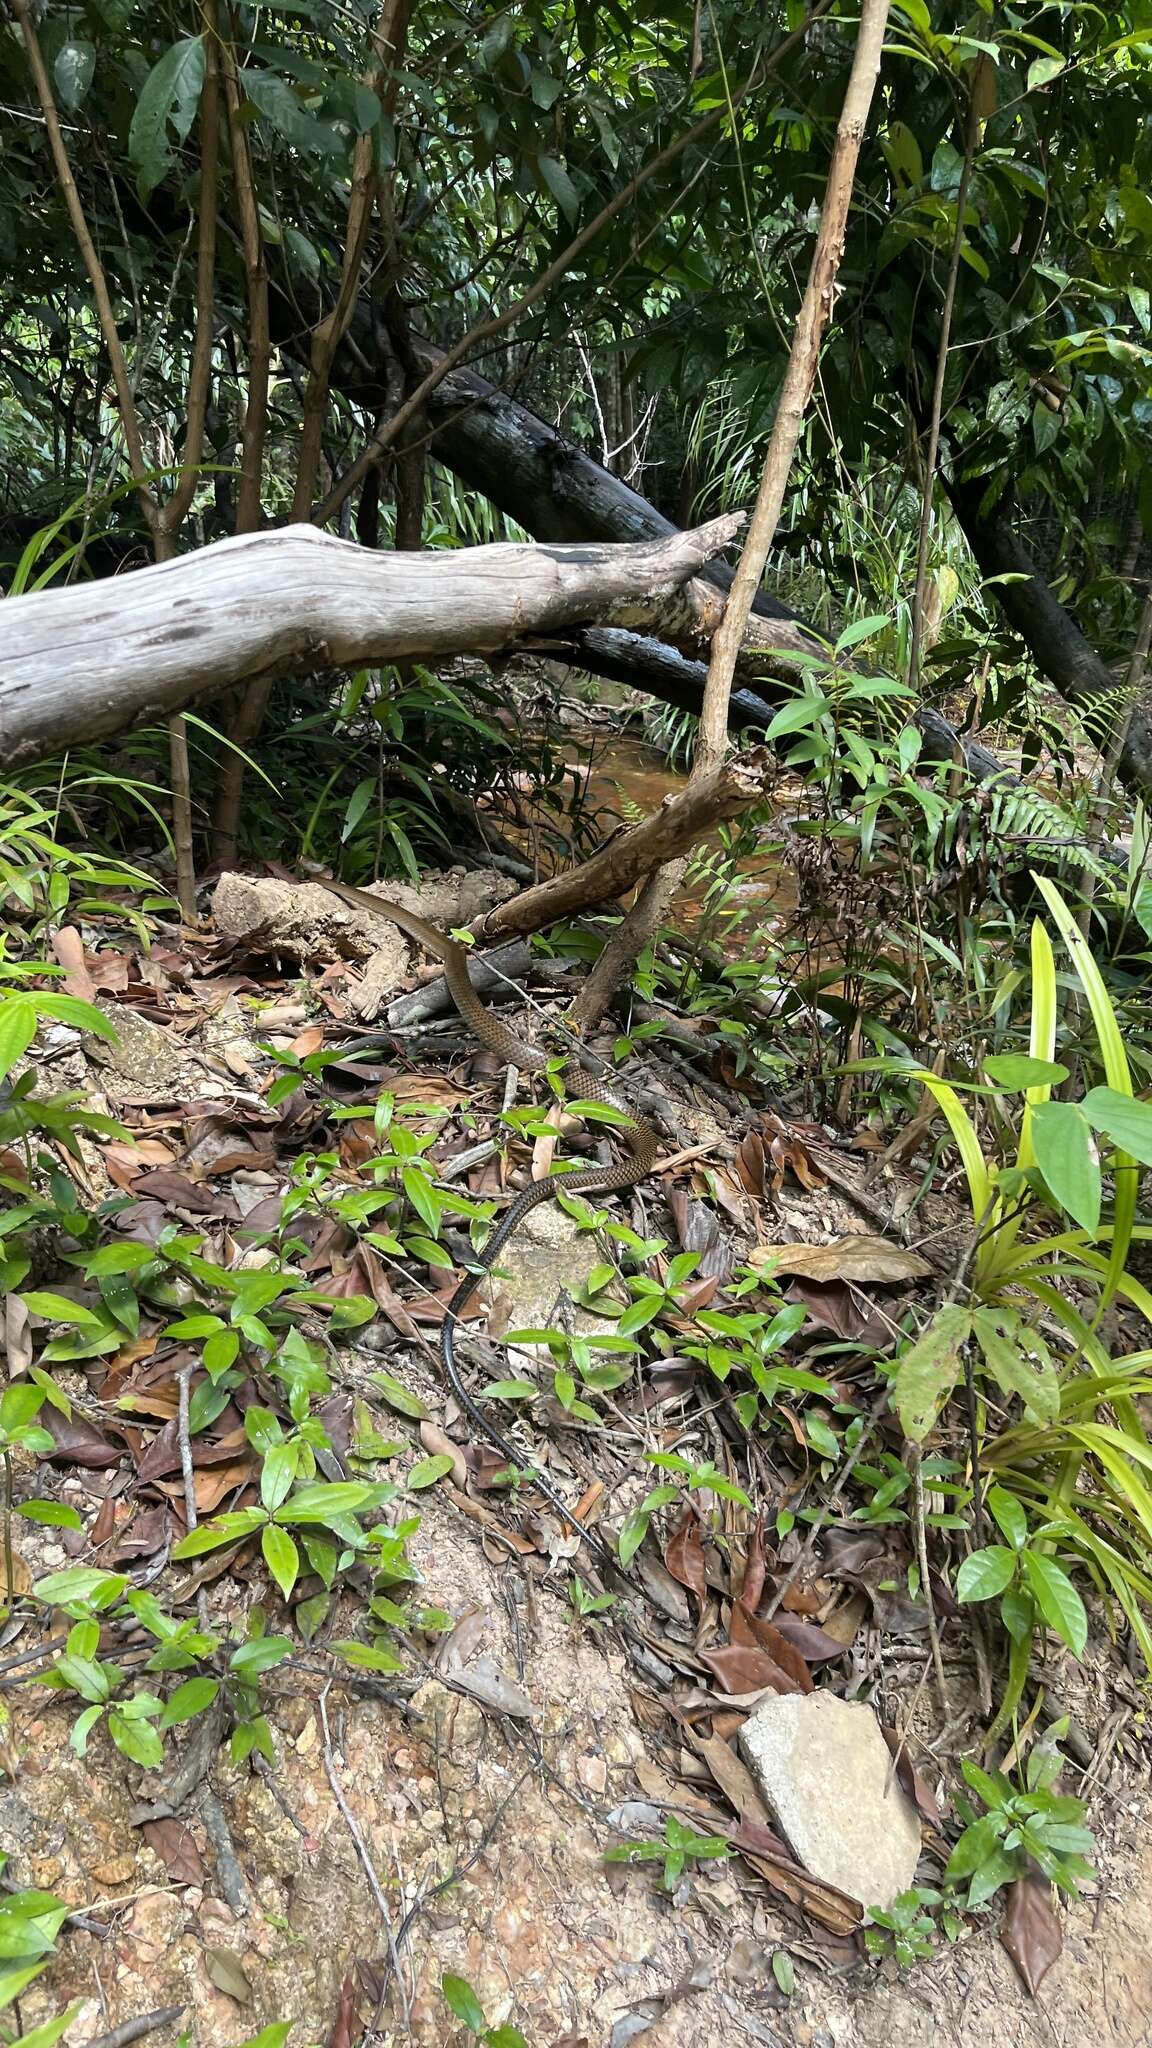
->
[749,1236,932,1284]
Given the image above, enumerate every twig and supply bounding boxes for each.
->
[81,2007,186,2048]
[908,1443,948,1712]
[318,1684,411,2028]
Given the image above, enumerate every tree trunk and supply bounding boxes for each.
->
[946,473,1152,793]
[0,518,739,769]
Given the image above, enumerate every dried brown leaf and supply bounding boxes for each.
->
[749,1236,932,1284]
[205,1948,253,2003]
[51,927,96,1002]
[731,1604,813,1693]
[691,1733,773,1827]
[141,1816,206,1887]
[698,1643,799,1697]
[664,1507,707,1602]
[1001,1870,1062,1995]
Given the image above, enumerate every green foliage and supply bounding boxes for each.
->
[439,1974,526,2048]
[604,1814,730,1891]
[944,1723,1094,1908]
[0,1854,69,2000]
[864,1886,963,1968]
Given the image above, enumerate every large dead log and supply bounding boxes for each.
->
[0,516,740,768]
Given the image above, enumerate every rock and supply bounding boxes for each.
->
[738,1690,921,1912]
[84,999,187,1091]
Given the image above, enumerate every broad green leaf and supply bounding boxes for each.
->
[984,1055,1067,1091]
[228,1636,292,1678]
[128,37,205,196]
[160,1675,220,1727]
[171,1507,267,1558]
[1083,1087,1152,1167]
[1021,1551,1087,1656]
[20,1291,105,1330]
[0,1001,37,1082]
[401,1165,442,1234]
[332,1638,405,1673]
[1027,53,1065,89]
[35,1567,127,1607]
[956,1546,1017,1602]
[407,1454,455,1491]
[986,1485,1028,1550]
[892,1305,971,1442]
[276,1481,385,1523]
[834,613,889,653]
[108,1710,164,1769]
[5,2000,85,2048]
[261,1523,300,1600]
[1030,1101,1101,1234]
[538,153,580,221]
[440,1975,486,2031]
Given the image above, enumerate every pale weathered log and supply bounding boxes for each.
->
[0,516,741,768]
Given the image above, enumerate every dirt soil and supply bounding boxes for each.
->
[3,1473,1149,2048]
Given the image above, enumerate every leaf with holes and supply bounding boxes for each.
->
[893,1306,972,1442]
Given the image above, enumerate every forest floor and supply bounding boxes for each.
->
[2,811,1150,2047]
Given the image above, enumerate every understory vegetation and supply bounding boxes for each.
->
[1,0,1152,2040]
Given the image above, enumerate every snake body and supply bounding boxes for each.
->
[313,875,657,1565]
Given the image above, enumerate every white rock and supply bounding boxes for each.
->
[738,1689,921,1911]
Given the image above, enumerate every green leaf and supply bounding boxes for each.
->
[16,1501,82,1530]
[537,153,580,221]
[228,1635,292,1678]
[54,41,96,108]
[171,1507,267,1558]
[108,1708,164,1769]
[0,1386,44,1432]
[407,1454,455,1491]
[261,1523,300,1600]
[0,1001,41,1079]
[6,2000,85,2048]
[20,1291,106,1330]
[401,1165,442,1234]
[1021,1552,1087,1656]
[984,1055,1068,1090]
[986,1486,1028,1551]
[956,1546,1017,1602]
[0,1961,52,2013]
[332,1638,405,1673]
[128,37,205,196]
[78,1242,154,1277]
[1083,1086,1152,1167]
[277,1482,385,1524]
[766,694,828,741]
[1027,53,1065,90]
[892,1305,971,1443]
[1030,1101,1101,1234]
[35,1567,127,1608]
[441,1974,486,2031]
[970,1308,1059,1425]
[834,613,889,653]
[260,1442,298,1516]
[243,68,344,156]
[160,1675,220,1727]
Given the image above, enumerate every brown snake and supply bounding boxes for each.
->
[314,876,658,1568]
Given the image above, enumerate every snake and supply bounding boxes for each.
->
[312,875,658,1568]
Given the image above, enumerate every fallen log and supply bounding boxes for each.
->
[0,516,740,768]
